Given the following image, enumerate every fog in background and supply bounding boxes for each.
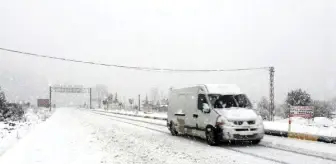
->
[0,0,335,105]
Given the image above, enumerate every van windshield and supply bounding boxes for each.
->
[208,94,252,109]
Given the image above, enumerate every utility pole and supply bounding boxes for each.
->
[89,88,92,109]
[49,86,52,111]
[269,67,275,121]
[138,94,141,111]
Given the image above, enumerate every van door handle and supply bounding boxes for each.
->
[193,114,198,118]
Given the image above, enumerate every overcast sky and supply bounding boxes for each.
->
[0,0,335,104]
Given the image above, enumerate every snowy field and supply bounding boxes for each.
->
[0,108,53,156]
[97,109,336,138]
[264,117,336,138]
[1,107,336,164]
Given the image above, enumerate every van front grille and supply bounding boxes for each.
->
[247,121,255,125]
[232,120,256,125]
[233,134,258,139]
[235,128,257,132]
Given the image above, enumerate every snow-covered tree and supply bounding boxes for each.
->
[0,87,8,120]
[0,87,6,109]
[0,87,24,121]
[107,94,113,104]
[275,89,312,118]
[257,97,270,120]
[331,97,336,112]
[312,100,333,118]
[113,92,119,104]
[128,98,134,105]
[286,89,312,106]
[275,104,288,118]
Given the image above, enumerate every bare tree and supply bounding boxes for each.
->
[95,84,108,108]
[257,97,270,120]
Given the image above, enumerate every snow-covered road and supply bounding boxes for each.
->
[90,110,336,155]
[0,108,335,164]
[90,110,336,163]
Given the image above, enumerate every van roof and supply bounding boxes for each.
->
[170,84,242,95]
[204,84,242,95]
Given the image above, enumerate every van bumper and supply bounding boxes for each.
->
[218,125,265,141]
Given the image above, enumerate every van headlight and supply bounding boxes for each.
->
[216,117,234,127]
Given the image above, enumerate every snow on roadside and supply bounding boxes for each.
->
[0,108,107,164]
[273,117,336,128]
[92,110,336,158]
[97,109,336,138]
[262,135,336,159]
[264,119,336,137]
[0,108,53,156]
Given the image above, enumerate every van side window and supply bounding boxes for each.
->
[198,94,208,110]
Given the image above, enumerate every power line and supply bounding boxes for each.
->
[0,47,270,72]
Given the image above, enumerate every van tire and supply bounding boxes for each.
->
[170,122,178,136]
[205,126,218,146]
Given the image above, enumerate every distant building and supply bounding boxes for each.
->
[37,99,50,108]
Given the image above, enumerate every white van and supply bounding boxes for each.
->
[167,84,264,145]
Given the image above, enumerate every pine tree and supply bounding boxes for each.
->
[0,87,6,109]
[0,87,8,120]
[286,89,311,106]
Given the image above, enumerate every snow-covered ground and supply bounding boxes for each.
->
[1,107,335,164]
[0,108,53,156]
[264,117,336,137]
[91,110,336,158]
[99,109,336,138]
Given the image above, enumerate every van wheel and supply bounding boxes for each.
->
[170,122,178,136]
[206,126,218,146]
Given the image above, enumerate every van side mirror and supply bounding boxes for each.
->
[202,103,210,113]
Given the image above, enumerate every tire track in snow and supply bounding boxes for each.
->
[90,111,288,164]
[258,142,336,161]
[91,110,336,162]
